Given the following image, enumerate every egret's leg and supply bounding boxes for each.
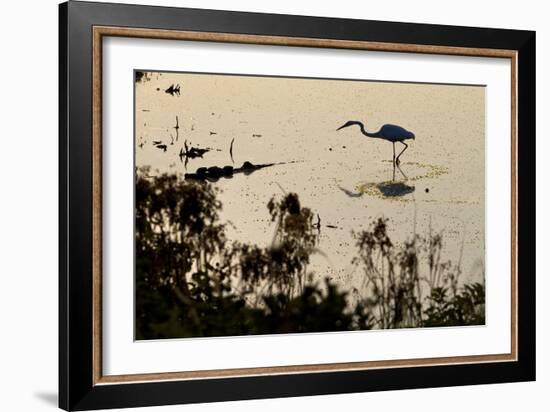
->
[392,142,396,164]
[397,162,408,180]
[396,141,408,165]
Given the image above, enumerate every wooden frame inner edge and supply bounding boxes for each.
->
[91,26,518,385]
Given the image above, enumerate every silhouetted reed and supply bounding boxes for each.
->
[353,218,484,329]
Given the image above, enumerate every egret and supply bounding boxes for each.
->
[337,121,415,164]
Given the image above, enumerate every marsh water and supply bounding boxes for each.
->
[135,72,485,296]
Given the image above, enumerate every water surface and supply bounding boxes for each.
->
[135,71,485,294]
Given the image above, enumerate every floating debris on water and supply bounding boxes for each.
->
[165,84,181,96]
[137,136,147,149]
[179,140,211,163]
[152,140,167,152]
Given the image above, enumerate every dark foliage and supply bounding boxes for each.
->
[353,218,485,329]
[136,170,485,339]
[424,283,485,327]
[135,71,151,83]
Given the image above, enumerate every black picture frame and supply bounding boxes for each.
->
[59,1,536,410]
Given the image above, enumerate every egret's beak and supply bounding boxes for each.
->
[336,124,347,131]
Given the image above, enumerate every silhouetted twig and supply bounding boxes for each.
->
[229,138,235,163]
[174,116,179,141]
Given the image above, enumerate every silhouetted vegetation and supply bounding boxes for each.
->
[136,169,485,339]
[165,84,181,96]
[135,71,150,83]
[353,218,484,329]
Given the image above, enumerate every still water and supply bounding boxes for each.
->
[135,71,485,294]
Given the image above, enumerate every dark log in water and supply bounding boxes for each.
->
[185,161,279,181]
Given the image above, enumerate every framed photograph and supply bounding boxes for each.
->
[59,1,535,410]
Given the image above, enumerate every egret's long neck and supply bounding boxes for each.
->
[355,122,379,138]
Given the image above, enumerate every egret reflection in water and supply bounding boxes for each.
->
[377,181,415,197]
[338,161,415,199]
[377,162,415,197]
